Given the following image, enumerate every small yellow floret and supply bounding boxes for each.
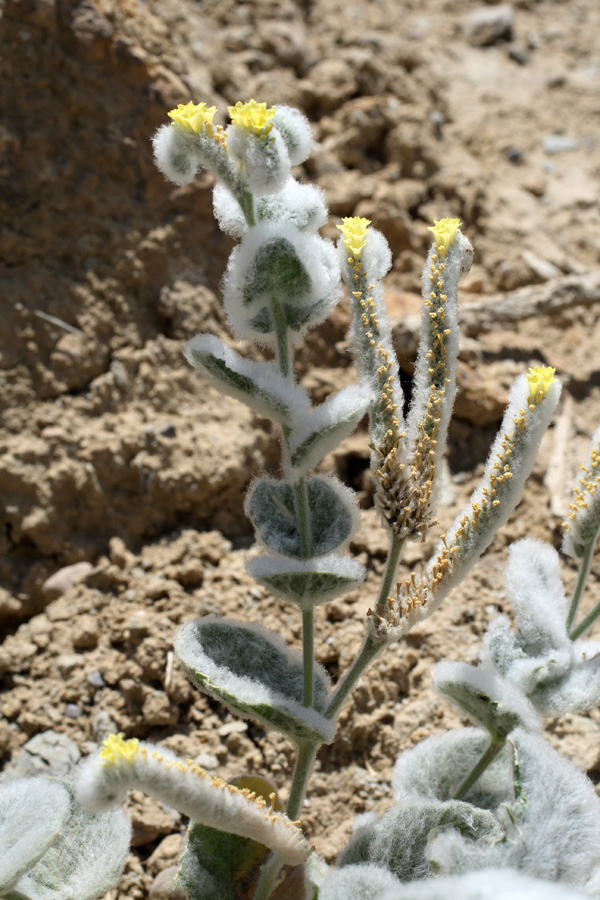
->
[427,218,462,254]
[168,101,217,137]
[227,99,276,137]
[338,216,371,259]
[527,365,556,401]
[99,733,140,767]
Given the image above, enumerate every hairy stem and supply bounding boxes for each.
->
[302,607,314,708]
[374,532,404,619]
[252,742,318,900]
[567,540,596,639]
[271,296,291,379]
[453,736,506,801]
[325,633,383,721]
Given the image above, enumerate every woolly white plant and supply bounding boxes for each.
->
[0,777,130,900]
[71,97,600,900]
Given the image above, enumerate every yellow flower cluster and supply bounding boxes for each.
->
[227,99,276,137]
[427,217,462,254]
[99,732,140,767]
[527,365,556,403]
[168,101,217,137]
[338,216,371,259]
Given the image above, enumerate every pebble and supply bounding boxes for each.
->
[217,720,248,738]
[464,5,514,46]
[149,866,186,900]
[41,562,93,602]
[159,424,177,438]
[87,670,106,688]
[543,134,577,155]
[65,703,83,718]
[194,751,219,770]
[8,730,81,778]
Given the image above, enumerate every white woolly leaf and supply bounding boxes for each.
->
[361,229,393,282]
[0,778,70,892]
[223,224,340,344]
[175,617,335,744]
[339,800,501,883]
[426,729,600,888]
[378,868,588,900]
[246,553,365,610]
[184,333,309,426]
[255,181,328,233]
[530,642,600,716]
[12,781,130,900]
[393,729,511,810]
[76,739,308,866]
[226,127,291,195]
[245,474,360,559]
[273,106,313,166]
[480,616,573,697]
[504,538,569,653]
[152,124,200,186]
[433,661,542,738]
[213,184,247,239]
[320,863,402,900]
[288,385,371,477]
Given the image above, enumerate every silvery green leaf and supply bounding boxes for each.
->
[377,868,589,900]
[246,554,365,610]
[288,386,371,477]
[530,641,600,716]
[320,863,401,900]
[175,617,336,744]
[245,475,359,559]
[481,616,573,697]
[9,781,130,900]
[433,661,541,738]
[503,539,569,654]
[176,819,267,900]
[184,334,309,426]
[243,237,310,307]
[426,728,600,887]
[0,779,70,892]
[339,800,501,883]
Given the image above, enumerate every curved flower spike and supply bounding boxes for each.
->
[77,735,310,866]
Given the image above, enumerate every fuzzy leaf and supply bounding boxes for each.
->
[530,644,600,716]
[320,863,401,900]
[289,386,371,476]
[243,238,311,306]
[376,868,590,900]
[9,781,130,900]
[175,618,336,744]
[245,475,359,559]
[0,779,71,892]
[176,820,268,900]
[339,801,501,883]
[247,554,365,610]
[184,334,309,426]
[433,661,541,739]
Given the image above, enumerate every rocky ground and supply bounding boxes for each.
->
[1,0,600,897]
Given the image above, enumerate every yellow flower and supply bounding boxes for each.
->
[427,218,462,254]
[99,733,140,767]
[227,99,276,137]
[168,101,217,137]
[527,365,556,402]
[338,216,371,259]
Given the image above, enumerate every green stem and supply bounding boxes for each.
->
[238,190,256,226]
[567,540,596,639]
[271,296,291,379]
[302,607,314,708]
[252,742,318,900]
[325,633,383,720]
[453,736,506,801]
[374,532,404,619]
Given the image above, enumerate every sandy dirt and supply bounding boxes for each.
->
[1,0,600,896]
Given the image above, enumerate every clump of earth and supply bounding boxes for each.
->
[1,0,600,897]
